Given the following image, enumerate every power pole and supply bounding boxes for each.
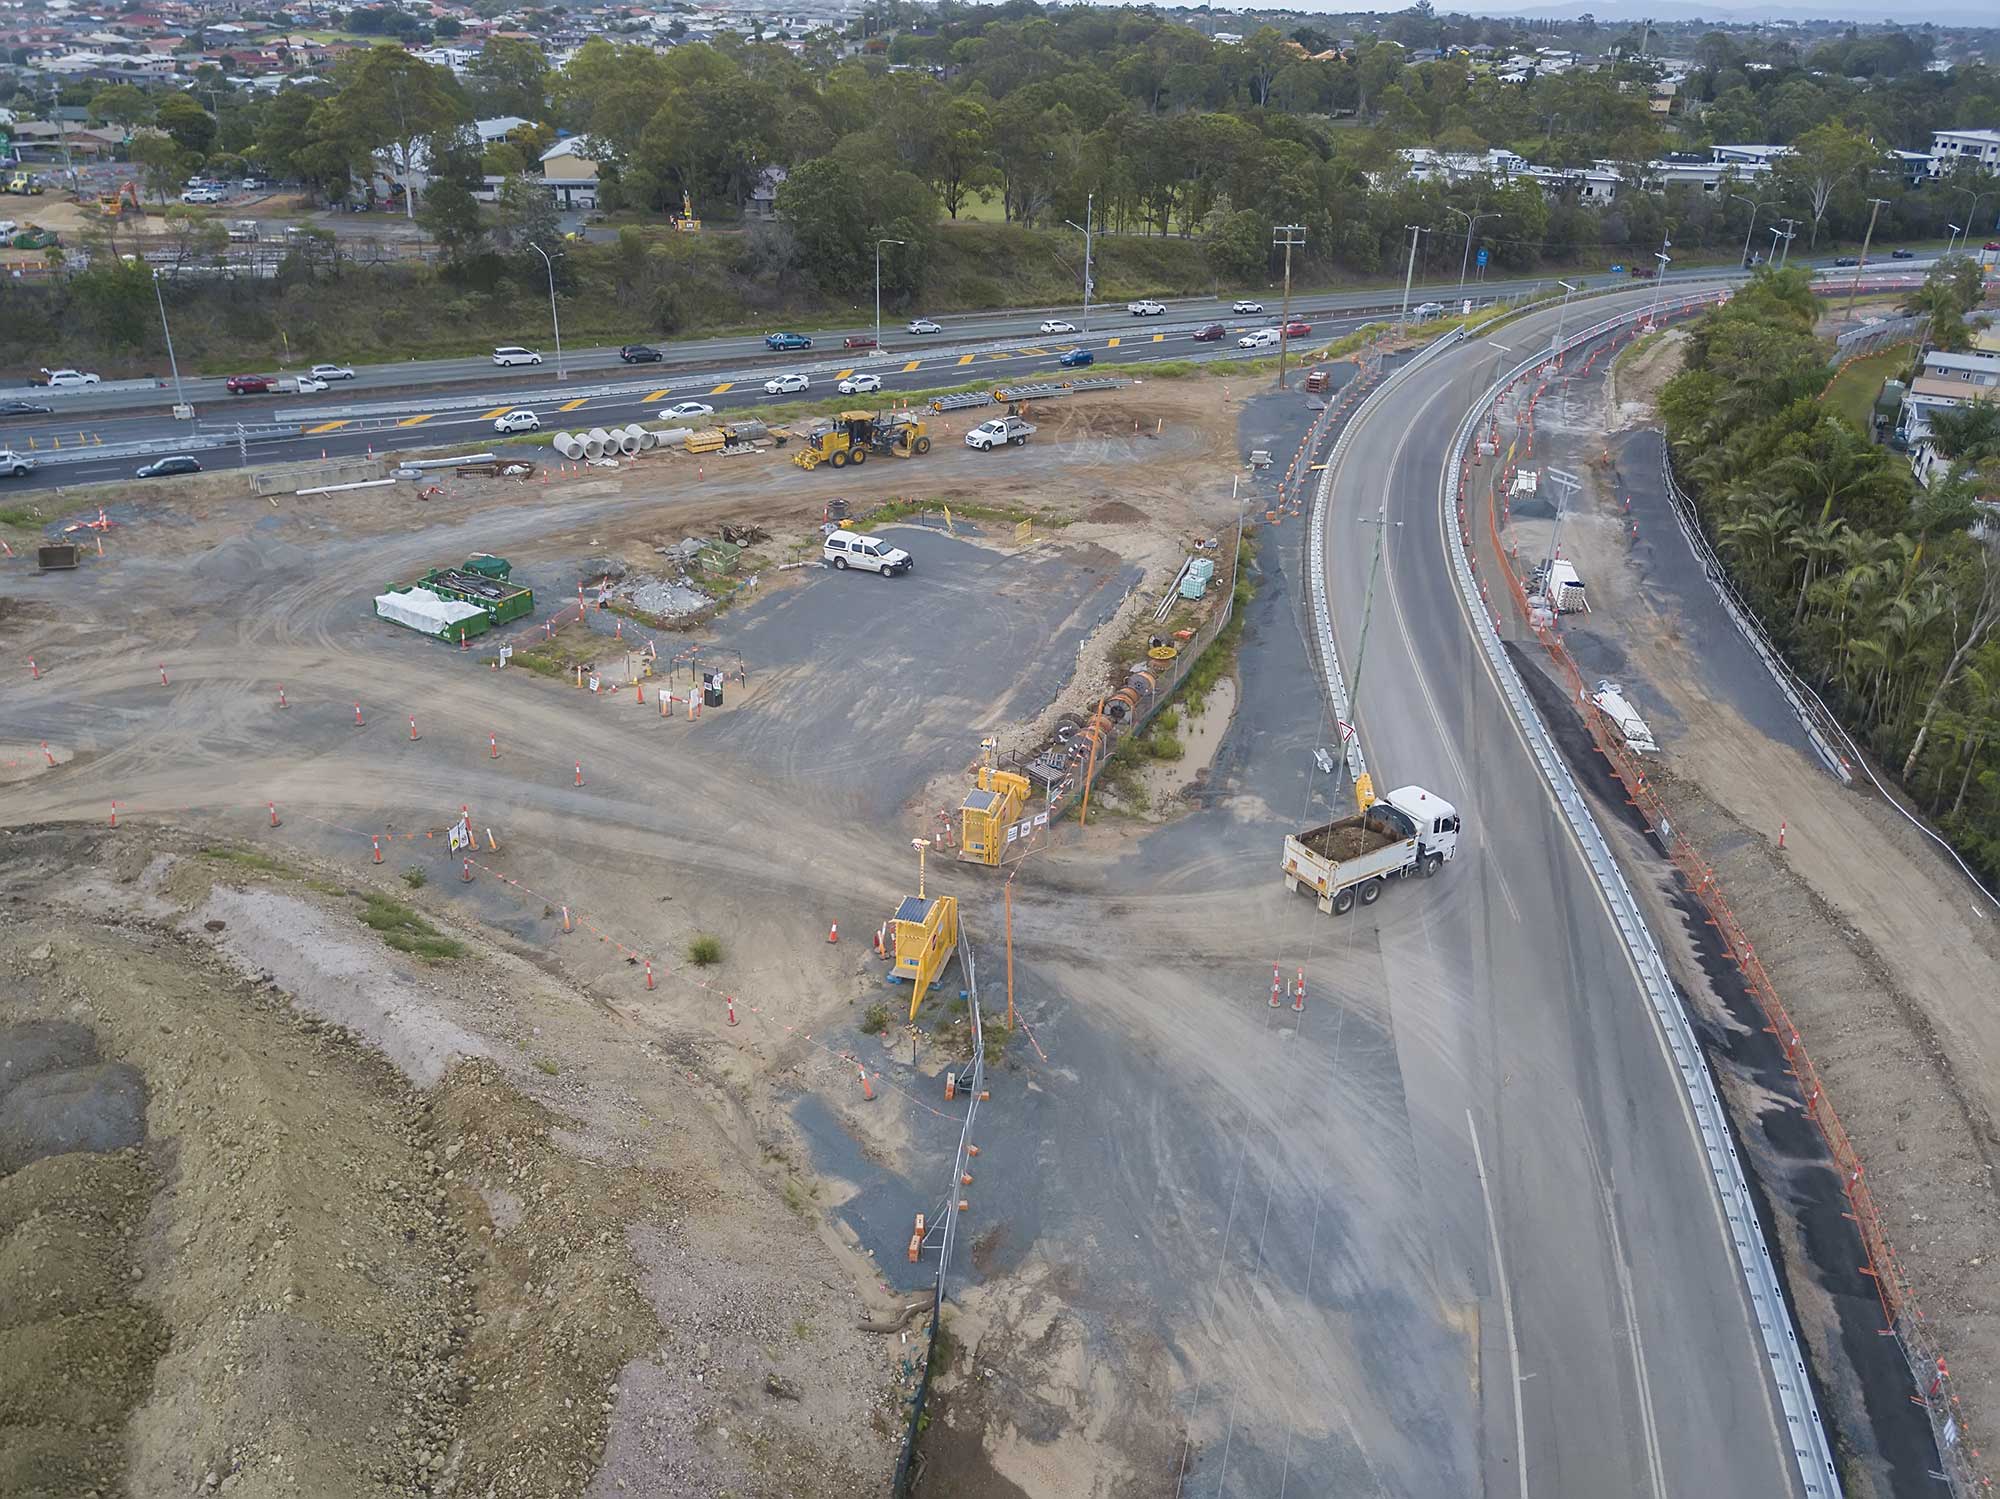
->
[1845,196,1892,319]
[1348,506,1403,720]
[1398,224,1425,330]
[1274,224,1305,389]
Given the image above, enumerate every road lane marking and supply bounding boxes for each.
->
[956,354,976,365]
[558,397,588,412]
[1578,1104,1669,1499]
[644,389,670,403]
[1152,332,1166,342]
[1468,1111,1530,1499]
[902,360,922,372]
[1022,346,1047,356]
[709,382,733,395]
[396,413,435,428]
[1106,336,1121,347]
[984,352,1012,361]
[479,406,513,420]
[836,368,853,379]
[306,420,350,434]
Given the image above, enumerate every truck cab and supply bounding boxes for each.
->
[1379,785,1461,866]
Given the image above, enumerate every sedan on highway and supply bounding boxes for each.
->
[907,318,943,335]
[1237,328,1279,349]
[493,409,540,433]
[620,344,664,363]
[1282,320,1312,338]
[1891,248,1915,259]
[764,332,813,351]
[1232,299,1265,314]
[0,399,53,416]
[764,372,811,394]
[310,363,355,382]
[1040,319,1078,335]
[1057,348,1094,368]
[659,401,715,420]
[1192,323,1227,341]
[837,373,883,395]
[136,455,202,478]
[1833,256,1861,267]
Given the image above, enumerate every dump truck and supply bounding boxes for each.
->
[792,411,932,471]
[1282,784,1460,915]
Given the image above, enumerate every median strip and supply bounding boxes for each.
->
[479,406,513,420]
[956,354,976,366]
[1106,336,1121,347]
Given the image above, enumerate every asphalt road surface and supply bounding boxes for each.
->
[1315,282,1804,1497]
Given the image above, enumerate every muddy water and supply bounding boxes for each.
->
[1135,673,1237,813]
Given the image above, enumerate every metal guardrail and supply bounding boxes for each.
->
[25,421,305,468]
[1436,297,1841,1498]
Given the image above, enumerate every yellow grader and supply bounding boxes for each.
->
[792,411,933,471]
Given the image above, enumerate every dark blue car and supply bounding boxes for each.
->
[764,332,813,351]
[1057,347,1094,368]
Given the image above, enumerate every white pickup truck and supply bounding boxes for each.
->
[966,416,1037,450]
[1282,785,1461,914]
[1126,299,1166,316]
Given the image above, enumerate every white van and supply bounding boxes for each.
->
[492,346,542,366]
[822,531,912,576]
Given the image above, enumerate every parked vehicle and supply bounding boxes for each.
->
[310,363,355,381]
[1231,299,1265,314]
[1237,328,1279,349]
[966,416,1036,450]
[491,346,542,366]
[822,531,912,575]
[42,369,100,387]
[0,399,53,416]
[1411,301,1445,320]
[1282,786,1461,915]
[180,187,225,204]
[493,408,540,433]
[764,372,810,394]
[837,373,883,395]
[1040,319,1078,334]
[907,318,943,335]
[1126,299,1166,316]
[660,401,715,420]
[226,374,273,394]
[843,335,877,349]
[619,344,663,363]
[1283,320,1312,337]
[136,455,202,478]
[764,332,813,351]
[1192,323,1227,341]
[1057,348,1095,368]
[0,448,36,478]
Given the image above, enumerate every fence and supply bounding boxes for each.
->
[1464,295,1986,1495]
[1833,312,1927,362]
[891,925,986,1497]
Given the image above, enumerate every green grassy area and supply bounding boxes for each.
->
[1822,343,1913,435]
[0,502,48,532]
[358,893,466,961]
[199,845,287,874]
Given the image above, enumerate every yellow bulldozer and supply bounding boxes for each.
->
[792,411,933,471]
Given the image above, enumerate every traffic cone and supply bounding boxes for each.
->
[277,685,287,708]
[29,657,39,680]
[371,836,383,863]
[726,997,737,1026]
[490,733,499,759]
[41,742,54,767]
[158,663,168,685]
[461,857,473,882]
[1293,968,1305,1013]
[1270,962,1281,1007]
[560,906,572,933]
[409,716,420,741]
[644,960,654,990]
[268,801,281,828]
[635,680,644,705]
[828,922,839,944]
[857,1066,874,1101]
[459,628,468,651]
[574,761,583,787]
[109,802,118,828]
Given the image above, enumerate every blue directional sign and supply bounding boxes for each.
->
[1476,247,1489,267]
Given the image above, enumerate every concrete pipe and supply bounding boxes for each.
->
[617,432,641,456]
[621,423,651,451]
[583,437,607,461]
[636,429,659,451]
[553,433,583,459]
[588,427,613,449]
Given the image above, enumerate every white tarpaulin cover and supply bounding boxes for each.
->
[375,587,484,636]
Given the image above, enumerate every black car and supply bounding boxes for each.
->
[135,455,202,478]
[1891,247,1915,259]
[619,344,663,363]
[0,399,53,416]
[1833,256,1860,267]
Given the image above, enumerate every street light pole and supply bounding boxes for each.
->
[1398,224,1425,329]
[1646,237,1671,327]
[1445,207,1500,298]
[527,241,564,380]
[1273,223,1305,389]
[151,268,190,420]
[1768,224,1786,265]
[1946,223,1964,260]
[1063,194,1095,331]
[874,237,906,353]
[1731,194,1774,268]
[1552,279,1578,356]
[1846,196,1892,318]
[1777,219,1797,267]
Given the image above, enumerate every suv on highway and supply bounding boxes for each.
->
[1193,323,1227,341]
[492,346,542,366]
[42,368,100,387]
[619,344,663,363]
[0,448,36,479]
[1126,299,1166,316]
[1231,299,1265,314]
[966,416,1036,450]
[764,331,813,351]
[226,374,273,394]
[822,531,912,575]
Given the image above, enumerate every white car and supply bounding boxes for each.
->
[493,408,540,433]
[966,416,1036,450]
[491,346,542,367]
[907,318,943,335]
[837,373,883,395]
[1237,328,1280,349]
[1232,299,1265,314]
[42,368,100,387]
[310,363,355,381]
[764,372,810,395]
[1127,300,1166,316]
[291,375,329,393]
[180,187,225,204]
[660,401,715,420]
[1039,319,1078,334]
[822,530,912,576]
[1412,301,1446,320]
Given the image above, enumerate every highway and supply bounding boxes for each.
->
[1319,283,1807,1496]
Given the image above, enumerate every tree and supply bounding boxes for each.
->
[932,95,995,220]
[131,134,195,205]
[1905,545,2000,781]
[493,171,559,253]
[776,153,937,295]
[467,38,550,122]
[1772,120,1878,248]
[417,127,487,261]
[155,92,216,157]
[160,204,228,266]
[89,84,152,132]
[332,48,467,219]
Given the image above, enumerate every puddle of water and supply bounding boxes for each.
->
[1135,673,1237,813]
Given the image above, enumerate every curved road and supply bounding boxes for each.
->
[1320,285,1805,1496]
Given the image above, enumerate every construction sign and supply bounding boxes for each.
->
[448,816,472,853]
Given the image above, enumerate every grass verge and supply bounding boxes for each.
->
[1822,343,1913,435]
[358,894,466,962]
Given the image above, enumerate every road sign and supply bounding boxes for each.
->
[1476,247,1489,267]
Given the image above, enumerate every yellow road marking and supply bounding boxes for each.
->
[985,352,1014,361]
[307,419,350,434]
[1106,336,1121,348]
[558,397,588,412]
[644,389,670,403]
[956,354,976,366]
[480,405,512,420]
[396,413,435,428]
[709,382,734,395]
[837,368,854,379]
[1021,346,1047,356]
[902,360,921,372]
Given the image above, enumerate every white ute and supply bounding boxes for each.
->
[1126,299,1166,316]
[1282,785,1460,915]
[966,416,1036,450]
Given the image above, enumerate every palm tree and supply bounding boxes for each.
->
[1926,403,2000,464]
[1777,420,1909,529]
[1719,496,1798,594]
[1903,545,2000,782]
[1787,516,1849,624]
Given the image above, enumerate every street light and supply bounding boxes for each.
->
[1846,196,1891,319]
[1946,223,1964,260]
[526,241,564,380]
[150,268,190,420]
[1552,279,1578,356]
[1943,186,1992,259]
[1646,237,1671,328]
[1444,207,1501,297]
[1398,224,1427,329]
[1731,194,1777,268]
[874,237,906,353]
[1776,219,1797,267]
[1063,193,1095,330]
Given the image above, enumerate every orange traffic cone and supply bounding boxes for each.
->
[827,922,839,944]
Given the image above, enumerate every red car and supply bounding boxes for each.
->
[843,335,877,349]
[1192,323,1226,341]
[225,374,272,394]
[1283,320,1312,338]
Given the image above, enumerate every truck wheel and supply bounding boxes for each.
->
[852,447,868,465]
[834,557,848,570]
[830,450,848,468]
[1331,887,1356,916]
[1421,853,1444,878]
[1010,435,1027,446]
[1358,878,1383,906]
[913,436,931,454]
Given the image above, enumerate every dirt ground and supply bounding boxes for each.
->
[1509,339,2000,1483]
[0,379,1250,1496]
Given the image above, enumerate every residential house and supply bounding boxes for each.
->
[747,164,786,219]
[539,135,599,209]
[1901,347,2000,481]
[1929,128,2000,178]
